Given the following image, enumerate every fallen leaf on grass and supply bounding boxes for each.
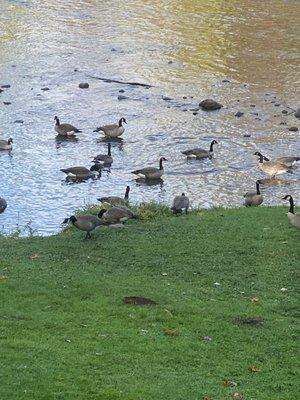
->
[203,336,212,341]
[280,287,288,292]
[0,275,7,280]
[65,339,71,343]
[232,393,243,400]
[223,380,237,387]
[163,328,179,337]
[250,296,260,303]
[29,253,39,260]
[164,308,173,316]
[248,365,260,372]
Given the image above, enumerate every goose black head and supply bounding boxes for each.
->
[8,138,13,144]
[69,215,77,223]
[254,151,263,157]
[98,209,107,218]
[211,140,218,145]
[119,117,127,126]
[54,116,60,125]
[282,195,292,201]
[160,157,168,162]
[90,163,102,172]
[181,193,185,196]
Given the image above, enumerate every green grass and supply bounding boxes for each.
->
[0,206,299,400]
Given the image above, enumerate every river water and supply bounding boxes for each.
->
[0,0,299,235]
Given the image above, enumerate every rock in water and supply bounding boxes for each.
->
[199,99,223,111]
[294,108,300,119]
[78,82,89,89]
[0,197,7,213]
[235,111,244,118]
[288,126,298,132]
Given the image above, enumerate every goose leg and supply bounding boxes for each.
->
[85,231,92,240]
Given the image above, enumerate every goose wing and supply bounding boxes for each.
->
[61,166,90,175]
[131,166,158,175]
[172,195,189,209]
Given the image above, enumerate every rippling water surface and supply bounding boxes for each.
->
[0,0,299,235]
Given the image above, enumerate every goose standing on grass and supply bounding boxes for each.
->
[60,164,101,180]
[282,195,300,230]
[62,213,104,239]
[254,152,293,178]
[54,116,81,136]
[182,140,218,159]
[98,186,130,206]
[171,193,190,214]
[98,206,138,224]
[132,157,167,180]
[259,154,300,168]
[0,138,13,151]
[94,117,127,138]
[0,197,7,213]
[93,143,113,165]
[243,181,263,207]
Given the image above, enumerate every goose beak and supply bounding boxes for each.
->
[62,218,69,224]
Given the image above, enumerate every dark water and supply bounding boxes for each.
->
[0,0,299,235]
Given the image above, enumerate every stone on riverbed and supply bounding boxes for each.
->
[235,111,244,118]
[294,108,300,119]
[288,126,298,132]
[78,82,89,89]
[199,99,223,111]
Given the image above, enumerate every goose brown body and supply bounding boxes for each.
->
[95,117,126,138]
[282,195,300,230]
[132,157,167,179]
[63,213,103,239]
[98,186,130,206]
[93,143,113,164]
[0,138,13,150]
[171,193,190,214]
[254,152,292,178]
[244,181,263,207]
[98,206,138,224]
[54,116,81,136]
[182,140,218,159]
[60,164,101,180]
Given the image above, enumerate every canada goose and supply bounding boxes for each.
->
[132,157,167,179]
[60,164,101,180]
[98,205,138,224]
[282,195,300,230]
[171,193,190,214]
[93,143,113,164]
[0,138,13,150]
[98,186,130,206]
[243,181,263,207]
[254,152,293,178]
[62,213,103,239]
[54,116,81,136]
[182,140,218,159]
[94,117,127,138]
[0,197,7,213]
[260,154,300,168]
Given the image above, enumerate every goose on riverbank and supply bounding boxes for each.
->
[282,195,300,230]
[132,157,167,179]
[98,186,130,206]
[0,138,13,150]
[54,116,81,136]
[93,143,113,164]
[94,117,126,138]
[63,213,103,239]
[98,205,138,224]
[60,164,101,180]
[0,197,7,213]
[254,152,292,178]
[171,193,190,214]
[243,181,263,207]
[182,140,218,159]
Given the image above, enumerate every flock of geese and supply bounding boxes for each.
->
[0,115,299,238]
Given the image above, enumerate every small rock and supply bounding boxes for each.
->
[183,96,187,99]
[288,126,298,132]
[167,60,173,64]
[250,104,255,107]
[199,99,223,111]
[251,112,258,116]
[74,68,79,72]
[182,109,187,112]
[0,89,3,93]
[279,122,287,125]
[119,89,125,93]
[274,103,280,106]
[11,65,16,67]
[3,102,11,105]
[14,119,24,124]
[79,82,89,89]
[41,87,50,91]
[235,111,244,118]
[1,84,11,88]
[270,100,275,103]
[237,99,240,102]
[294,108,300,118]
[243,134,251,137]
[117,95,128,100]
[222,79,230,82]
[193,112,198,115]
[190,108,199,112]
[281,110,288,114]
[111,48,117,52]
[162,96,172,101]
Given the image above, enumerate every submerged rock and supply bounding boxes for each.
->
[162,96,172,101]
[41,87,50,91]
[1,84,11,88]
[288,126,298,132]
[117,95,128,100]
[294,108,300,119]
[281,110,288,114]
[14,119,24,124]
[199,99,223,111]
[235,111,244,118]
[0,197,7,213]
[79,82,89,89]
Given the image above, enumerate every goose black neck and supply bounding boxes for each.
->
[124,186,130,199]
[108,143,111,156]
[98,209,106,218]
[256,182,260,195]
[209,141,215,152]
[258,154,264,163]
[55,117,60,126]
[118,118,123,127]
[288,196,295,214]
[159,159,164,170]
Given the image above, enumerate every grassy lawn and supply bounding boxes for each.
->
[0,206,298,400]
